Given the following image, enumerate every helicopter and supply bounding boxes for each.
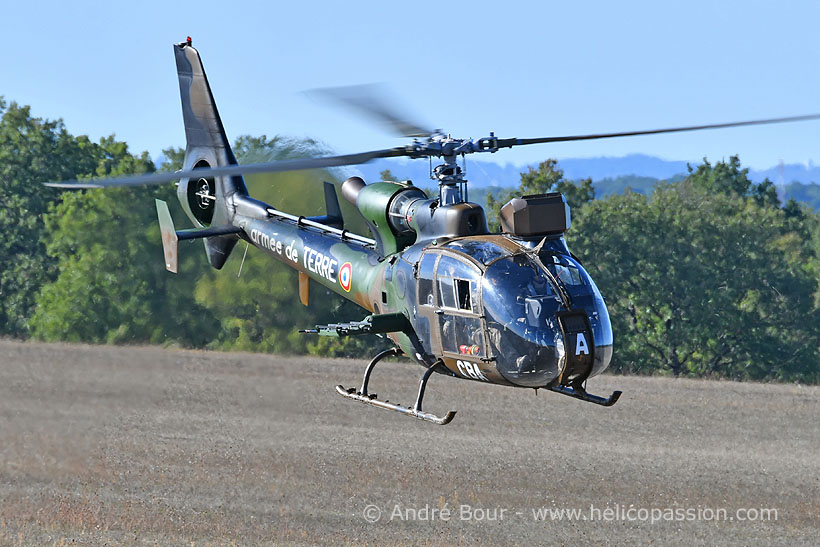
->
[46,38,820,425]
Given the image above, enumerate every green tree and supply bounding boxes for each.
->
[30,141,219,346]
[569,159,820,382]
[32,131,381,356]
[233,134,326,163]
[686,155,780,208]
[0,100,111,336]
[486,159,594,231]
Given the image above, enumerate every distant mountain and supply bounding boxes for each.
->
[784,181,820,209]
[554,154,691,181]
[751,162,820,185]
[593,174,687,197]
[351,158,519,188]
[352,154,820,189]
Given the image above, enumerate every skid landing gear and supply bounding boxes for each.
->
[335,348,457,425]
[548,384,622,406]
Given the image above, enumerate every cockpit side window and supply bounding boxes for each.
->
[435,254,486,357]
[438,277,457,308]
[456,279,471,311]
[541,253,586,287]
[417,252,438,307]
[552,263,583,285]
[436,255,481,312]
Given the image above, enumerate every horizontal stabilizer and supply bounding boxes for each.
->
[155,199,241,273]
[176,225,243,240]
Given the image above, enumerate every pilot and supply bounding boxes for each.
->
[516,353,533,374]
[528,272,549,295]
[442,318,453,344]
[486,323,502,354]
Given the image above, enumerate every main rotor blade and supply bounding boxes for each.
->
[307,84,436,138]
[495,113,820,148]
[44,147,406,189]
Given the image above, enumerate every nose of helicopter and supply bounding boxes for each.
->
[490,311,613,389]
[472,238,613,388]
[481,264,613,388]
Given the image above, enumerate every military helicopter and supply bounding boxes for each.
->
[46,38,820,424]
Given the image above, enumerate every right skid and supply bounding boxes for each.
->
[335,349,457,425]
[335,385,456,425]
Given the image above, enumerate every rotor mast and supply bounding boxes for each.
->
[418,132,500,205]
[433,152,466,204]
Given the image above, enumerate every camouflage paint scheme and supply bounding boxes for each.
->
[231,193,614,389]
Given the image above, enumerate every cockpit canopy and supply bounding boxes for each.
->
[412,236,613,388]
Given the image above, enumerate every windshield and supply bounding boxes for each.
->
[482,254,563,386]
[481,252,613,386]
[482,254,560,338]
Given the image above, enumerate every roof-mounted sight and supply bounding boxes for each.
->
[500,193,571,237]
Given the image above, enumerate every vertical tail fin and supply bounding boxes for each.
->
[173,38,245,269]
[305,181,344,229]
[322,181,344,228]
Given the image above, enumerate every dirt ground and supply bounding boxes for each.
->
[0,339,818,545]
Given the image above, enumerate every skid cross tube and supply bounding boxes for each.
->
[360,347,400,396]
[336,355,457,425]
[413,364,438,413]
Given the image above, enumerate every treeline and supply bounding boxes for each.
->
[478,175,820,209]
[784,180,820,209]
[0,99,379,358]
[489,159,820,383]
[2,100,819,382]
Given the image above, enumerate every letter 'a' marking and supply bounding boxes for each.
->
[575,333,589,356]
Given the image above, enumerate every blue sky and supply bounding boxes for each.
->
[3,0,820,170]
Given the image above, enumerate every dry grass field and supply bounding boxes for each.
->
[0,339,818,545]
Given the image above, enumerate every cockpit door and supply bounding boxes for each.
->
[431,253,497,381]
[415,249,499,380]
[434,255,483,354]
